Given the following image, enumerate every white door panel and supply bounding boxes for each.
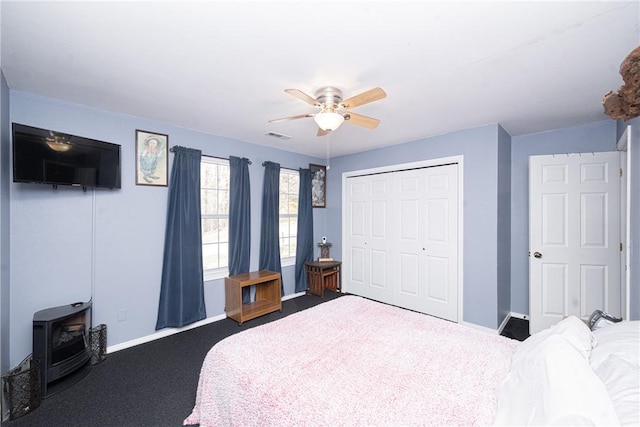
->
[395,169,425,312]
[367,177,392,302]
[530,152,621,334]
[541,263,567,317]
[422,166,458,321]
[346,194,367,297]
[345,174,393,302]
[349,247,366,287]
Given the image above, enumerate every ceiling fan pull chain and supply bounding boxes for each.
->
[326,134,331,170]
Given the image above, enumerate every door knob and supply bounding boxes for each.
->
[533,251,542,258]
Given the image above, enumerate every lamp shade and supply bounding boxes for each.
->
[314,112,344,131]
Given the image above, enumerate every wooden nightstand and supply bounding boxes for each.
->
[305,261,341,297]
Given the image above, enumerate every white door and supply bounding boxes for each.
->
[345,173,393,303]
[394,165,459,321]
[529,152,621,334]
[345,163,459,322]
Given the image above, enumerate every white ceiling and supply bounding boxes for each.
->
[1,1,638,158]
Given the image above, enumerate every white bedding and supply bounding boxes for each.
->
[495,317,640,427]
[494,317,619,426]
[185,295,519,427]
[592,321,640,427]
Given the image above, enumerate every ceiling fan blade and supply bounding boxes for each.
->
[317,127,329,137]
[341,87,386,109]
[269,114,313,124]
[344,112,381,129]
[284,89,318,106]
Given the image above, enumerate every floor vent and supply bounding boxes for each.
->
[265,131,291,140]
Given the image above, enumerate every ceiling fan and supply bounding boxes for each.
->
[269,86,386,136]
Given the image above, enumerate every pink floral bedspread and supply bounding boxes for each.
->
[185,296,518,426]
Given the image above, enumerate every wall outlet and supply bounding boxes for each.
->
[117,309,127,322]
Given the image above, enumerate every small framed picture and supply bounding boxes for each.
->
[309,163,327,208]
[135,130,168,186]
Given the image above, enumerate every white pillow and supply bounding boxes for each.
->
[512,316,596,366]
[594,354,640,427]
[590,321,640,427]
[494,317,619,426]
[590,321,640,370]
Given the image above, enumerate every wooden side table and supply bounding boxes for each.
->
[225,270,282,324]
[305,261,342,297]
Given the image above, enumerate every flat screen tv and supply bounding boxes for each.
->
[12,123,121,189]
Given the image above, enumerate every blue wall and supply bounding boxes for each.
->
[8,91,325,366]
[497,125,512,326]
[509,121,618,315]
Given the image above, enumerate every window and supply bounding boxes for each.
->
[279,169,299,264]
[201,158,229,278]
[200,161,300,278]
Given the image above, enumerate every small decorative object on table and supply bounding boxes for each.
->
[318,240,332,261]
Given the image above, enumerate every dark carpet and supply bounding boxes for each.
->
[500,316,530,341]
[3,292,528,427]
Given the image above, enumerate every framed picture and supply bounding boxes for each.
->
[309,163,327,208]
[135,130,168,186]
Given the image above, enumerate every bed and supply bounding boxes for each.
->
[184,295,640,426]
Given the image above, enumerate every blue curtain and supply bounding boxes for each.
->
[228,156,252,304]
[156,146,206,330]
[259,161,283,294]
[295,168,314,292]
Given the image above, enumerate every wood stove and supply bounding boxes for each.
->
[33,301,92,397]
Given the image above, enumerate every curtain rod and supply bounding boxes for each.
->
[261,161,297,172]
[169,147,252,164]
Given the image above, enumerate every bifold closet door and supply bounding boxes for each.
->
[344,163,459,322]
[393,165,459,321]
[345,173,393,303]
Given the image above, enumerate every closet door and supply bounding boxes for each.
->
[394,165,459,321]
[345,173,393,303]
[345,163,459,322]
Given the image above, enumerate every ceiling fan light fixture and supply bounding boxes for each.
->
[314,112,344,131]
[46,132,72,152]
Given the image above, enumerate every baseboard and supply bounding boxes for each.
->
[497,314,511,335]
[461,321,499,335]
[283,291,307,301]
[107,291,307,354]
[107,313,227,354]
[509,312,528,320]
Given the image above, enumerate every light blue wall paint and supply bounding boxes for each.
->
[627,117,640,320]
[326,124,502,329]
[497,125,511,325]
[8,91,324,366]
[1,71,11,375]
[509,121,617,315]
